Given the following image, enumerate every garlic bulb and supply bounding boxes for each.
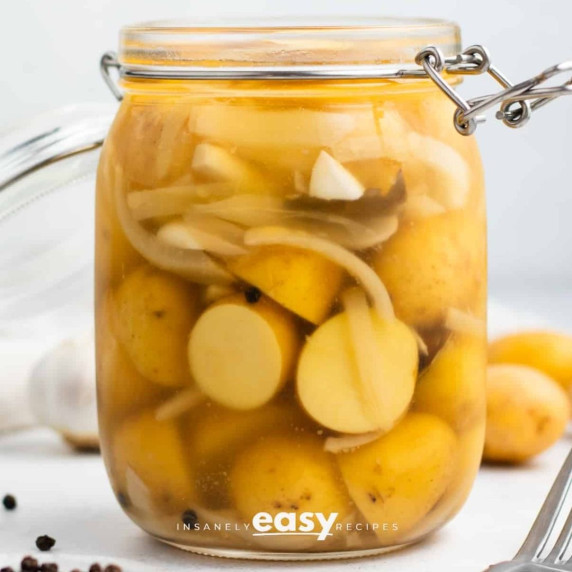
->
[29,332,99,451]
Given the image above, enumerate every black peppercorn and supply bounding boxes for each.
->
[35,536,56,552]
[89,565,102,572]
[244,287,262,304]
[2,494,16,510]
[104,566,122,572]
[181,509,199,529]
[0,566,14,572]
[20,556,38,571]
[39,564,58,572]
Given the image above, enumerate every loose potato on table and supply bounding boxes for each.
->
[113,265,200,387]
[337,413,457,544]
[373,211,485,329]
[485,364,570,463]
[489,331,572,395]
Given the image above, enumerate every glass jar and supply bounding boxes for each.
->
[95,18,487,559]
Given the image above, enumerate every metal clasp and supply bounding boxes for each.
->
[417,45,572,135]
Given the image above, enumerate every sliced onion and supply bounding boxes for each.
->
[244,226,395,320]
[155,387,206,422]
[324,430,383,453]
[114,167,234,285]
[158,219,247,256]
[402,195,446,220]
[193,194,398,250]
[342,287,387,427]
[445,307,486,337]
[127,183,233,221]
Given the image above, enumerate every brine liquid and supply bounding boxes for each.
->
[95,78,487,557]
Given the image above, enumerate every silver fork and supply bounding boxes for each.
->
[484,449,572,571]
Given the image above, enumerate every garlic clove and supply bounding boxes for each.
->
[28,331,99,451]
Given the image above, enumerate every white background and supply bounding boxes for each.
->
[2,0,572,295]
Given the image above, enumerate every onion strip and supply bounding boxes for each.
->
[113,166,234,285]
[155,387,206,422]
[244,226,395,320]
[324,430,383,453]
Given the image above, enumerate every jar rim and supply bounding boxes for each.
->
[118,17,461,70]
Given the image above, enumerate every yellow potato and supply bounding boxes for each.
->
[373,211,485,329]
[297,307,418,434]
[226,245,344,324]
[108,100,196,188]
[231,433,350,523]
[413,335,486,432]
[188,400,309,509]
[489,331,572,394]
[96,293,164,423]
[188,294,300,410]
[407,421,484,539]
[485,365,570,463]
[113,265,200,387]
[113,409,194,511]
[337,413,457,544]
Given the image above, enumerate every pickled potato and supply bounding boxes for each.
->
[96,293,164,421]
[188,294,300,410]
[373,211,485,329]
[489,331,572,395]
[113,265,200,387]
[337,413,457,543]
[231,433,350,523]
[413,335,486,432]
[113,409,194,511]
[297,305,418,434]
[485,365,569,463]
[226,245,344,324]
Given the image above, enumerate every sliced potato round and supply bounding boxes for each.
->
[113,265,200,387]
[373,211,485,329]
[337,413,457,544]
[297,307,418,434]
[226,245,344,324]
[485,364,570,463]
[188,294,300,410]
[489,331,572,395]
[413,335,486,432]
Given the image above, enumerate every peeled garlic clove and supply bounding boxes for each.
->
[29,332,99,451]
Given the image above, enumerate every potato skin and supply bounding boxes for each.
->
[113,265,199,387]
[485,365,570,463]
[413,335,486,432]
[373,211,485,329]
[337,413,457,544]
[230,433,350,522]
[489,331,572,394]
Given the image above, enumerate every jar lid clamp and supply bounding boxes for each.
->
[100,44,572,135]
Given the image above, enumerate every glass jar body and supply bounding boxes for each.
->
[95,76,487,559]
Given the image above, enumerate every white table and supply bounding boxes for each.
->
[0,427,570,572]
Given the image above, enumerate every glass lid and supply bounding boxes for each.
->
[118,17,461,69]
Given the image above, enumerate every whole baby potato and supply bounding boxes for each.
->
[485,365,569,463]
[113,265,199,387]
[489,331,572,395]
[373,211,485,329]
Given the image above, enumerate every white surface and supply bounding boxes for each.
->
[0,428,570,572]
[1,0,572,287]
